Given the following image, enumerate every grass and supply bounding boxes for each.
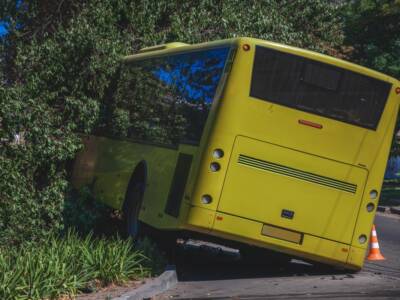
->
[0,231,152,300]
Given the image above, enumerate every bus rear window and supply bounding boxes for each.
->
[250,46,392,130]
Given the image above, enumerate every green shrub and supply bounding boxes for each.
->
[63,186,124,236]
[81,234,148,285]
[0,231,149,300]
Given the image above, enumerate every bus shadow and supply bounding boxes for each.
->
[174,241,350,282]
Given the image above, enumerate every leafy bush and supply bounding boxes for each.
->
[0,231,149,300]
[63,186,124,236]
[0,1,128,246]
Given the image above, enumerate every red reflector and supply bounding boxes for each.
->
[396,87,400,95]
[298,119,323,129]
[216,216,223,221]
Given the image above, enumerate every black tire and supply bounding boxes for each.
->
[124,181,145,240]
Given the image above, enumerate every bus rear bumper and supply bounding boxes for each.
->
[186,208,364,270]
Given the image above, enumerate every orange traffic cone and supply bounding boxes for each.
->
[367,224,385,261]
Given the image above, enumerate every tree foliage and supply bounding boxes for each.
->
[0,0,345,245]
[343,0,400,79]
[342,0,400,156]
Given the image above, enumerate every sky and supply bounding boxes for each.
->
[0,22,7,36]
[0,0,23,37]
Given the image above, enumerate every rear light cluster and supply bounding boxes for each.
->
[201,194,212,204]
[366,189,378,213]
[369,190,378,199]
[359,189,379,245]
[201,148,225,204]
[210,148,224,172]
[213,149,224,159]
[366,203,375,212]
[210,162,221,172]
[359,234,367,244]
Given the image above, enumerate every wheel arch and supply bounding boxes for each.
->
[122,160,148,213]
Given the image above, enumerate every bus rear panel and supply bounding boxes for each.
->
[187,38,399,270]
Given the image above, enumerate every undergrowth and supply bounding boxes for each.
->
[0,231,150,300]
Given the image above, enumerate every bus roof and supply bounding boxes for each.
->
[123,37,399,85]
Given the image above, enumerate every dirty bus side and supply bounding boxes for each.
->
[72,38,400,270]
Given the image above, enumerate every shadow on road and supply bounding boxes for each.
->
[174,240,348,282]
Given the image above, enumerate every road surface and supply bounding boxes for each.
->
[364,213,400,278]
[156,213,400,299]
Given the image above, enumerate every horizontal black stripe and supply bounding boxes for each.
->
[238,157,356,192]
[238,154,357,194]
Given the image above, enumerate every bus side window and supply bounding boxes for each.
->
[112,47,231,145]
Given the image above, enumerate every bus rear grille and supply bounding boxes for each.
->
[238,154,357,194]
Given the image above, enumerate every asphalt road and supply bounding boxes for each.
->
[364,213,400,278]
[156,213,400,299]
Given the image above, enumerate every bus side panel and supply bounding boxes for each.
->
[71,135,191,229]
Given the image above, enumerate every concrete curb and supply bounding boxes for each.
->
[113,265,177,300]
[377,205,400,215]
[390,206,400,215]
[377,206,389,213]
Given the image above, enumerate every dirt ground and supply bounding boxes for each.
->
[73,280,144,300]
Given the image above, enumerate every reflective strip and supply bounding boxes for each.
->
[371,242,380,248]
[372,231,377,237]
[238,154,357,194]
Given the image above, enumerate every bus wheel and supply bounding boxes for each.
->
[124,181,145,240]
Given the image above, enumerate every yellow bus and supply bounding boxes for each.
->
[72,37,400,270]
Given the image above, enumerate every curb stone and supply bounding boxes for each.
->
[113,265,177,300]
[390,206,400,215]
[377,205,400,215]
[377,206,389,213]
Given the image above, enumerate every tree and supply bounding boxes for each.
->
[343,1,400,156]
[343,0,400,79]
